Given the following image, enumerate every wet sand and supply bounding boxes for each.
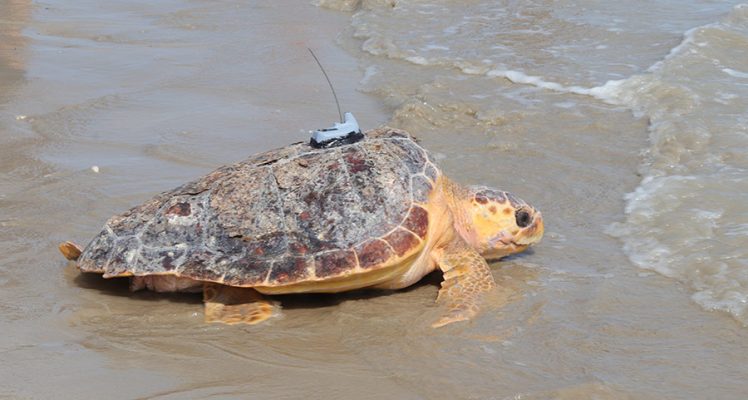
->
[2,1,748,399]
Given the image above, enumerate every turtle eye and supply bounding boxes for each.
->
[515,209,532,228]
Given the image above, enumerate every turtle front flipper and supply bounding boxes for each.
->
[432,241,496,328]
[203,284,280,325]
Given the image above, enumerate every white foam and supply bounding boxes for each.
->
[714,90,739,105]
[474,22,721,109]
[552,101,577,109]
[459,63,489,75]
[360,65,380,86]
[723,68,748,78]
[647,26,705,72]
[405,55,430,65]
[423,44,450,51]
[692,289,748,318]
[485,68,630,104]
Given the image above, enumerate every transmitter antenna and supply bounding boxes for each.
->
[308,48,343,123]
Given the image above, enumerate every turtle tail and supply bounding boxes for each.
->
[59,241,83,261]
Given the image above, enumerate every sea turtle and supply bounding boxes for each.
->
[59,127,543,327]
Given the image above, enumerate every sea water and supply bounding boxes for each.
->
[322,0,748,326]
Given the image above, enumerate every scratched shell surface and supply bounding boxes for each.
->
[76,128,439,286]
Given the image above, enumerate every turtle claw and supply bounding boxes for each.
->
[432,306,477,328]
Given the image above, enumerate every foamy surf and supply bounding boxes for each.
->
[389,2,748,326]
[344,0,748,326]
[485,69,629,105]
[606,4,748,325]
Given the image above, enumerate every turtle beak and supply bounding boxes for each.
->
[484,230,527,259]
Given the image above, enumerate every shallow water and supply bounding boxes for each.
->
[2,0,748,399]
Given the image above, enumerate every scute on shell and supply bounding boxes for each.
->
[76,127,440,287]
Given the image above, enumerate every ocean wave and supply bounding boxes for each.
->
[606,4,748,325]
[348,0,742,88]
[328,0,748,326]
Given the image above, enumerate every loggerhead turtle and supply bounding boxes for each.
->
[59,127,543,327]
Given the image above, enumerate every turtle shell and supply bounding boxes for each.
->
[77,127,441,287]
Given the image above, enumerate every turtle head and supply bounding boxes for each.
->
[456,186,544,259]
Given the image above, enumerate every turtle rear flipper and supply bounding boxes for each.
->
[59,241,83,261]
[203,284,280,325]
